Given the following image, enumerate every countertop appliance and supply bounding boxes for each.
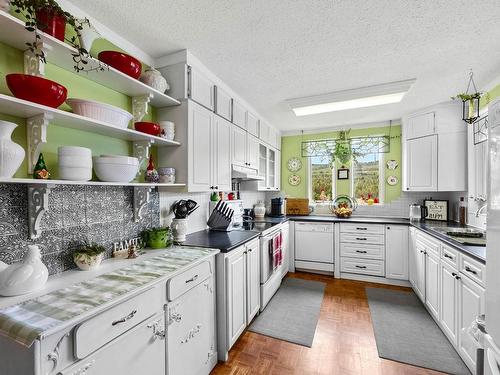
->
[269,198,285,217]
[484,98,500,375]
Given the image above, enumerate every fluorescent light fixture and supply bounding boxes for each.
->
[287,79,416,116]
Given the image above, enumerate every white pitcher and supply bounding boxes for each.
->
[171,218,189,243]
[0,120,25,178]
[0,245,49,297]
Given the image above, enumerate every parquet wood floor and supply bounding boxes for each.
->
[211,272,446,375]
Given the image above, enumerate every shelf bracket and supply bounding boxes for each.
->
[133,140,152,172]
[27,184,51,240]
[27,114,51,174]
[23,42,52,77]
[133,186,154,222]
[132,93,153,122]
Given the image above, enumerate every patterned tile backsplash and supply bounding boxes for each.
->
[0,184,160,275]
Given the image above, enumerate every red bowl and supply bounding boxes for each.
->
[135,122,161,136]
[6,74,67,108]
[98,51,142,79]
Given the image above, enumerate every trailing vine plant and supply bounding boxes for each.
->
[10,0,106,73]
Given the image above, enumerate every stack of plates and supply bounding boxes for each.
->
[58,146,92,181]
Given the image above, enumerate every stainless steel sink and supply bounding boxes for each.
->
[444,228,485,237]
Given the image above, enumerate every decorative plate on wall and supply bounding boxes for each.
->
[287,157,302,172]
[387,175,398,186]
[288,174,301,186]
[386,160,398,170]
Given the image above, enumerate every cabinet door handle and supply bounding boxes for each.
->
[444,253,453,259]
[112,309,137,326]
[185,274,199,283]
[465,266,478,275]
[355,265,367,269]
[356,237,367,241]
[356,250,367,254]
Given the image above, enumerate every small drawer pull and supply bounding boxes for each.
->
[444,253,453,259]
[356,227,368,230]
[355,265,367,269]
[112,309,137,326]
[186,274,199,283]
[356,250,368,254]
[356,237,367,241]
[465,266,478,275]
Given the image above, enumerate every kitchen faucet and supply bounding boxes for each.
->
[476,202,488,217]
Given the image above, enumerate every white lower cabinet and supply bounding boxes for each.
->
[167,275,217,375]
[440,261,459,345]
[280,222,290,278]
[385,225,409,280]
[425,251,440,319]
[220,239,261,356]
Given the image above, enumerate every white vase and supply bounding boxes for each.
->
[171,218,189,243]
[0,120,25,178]
[140,68,170,93]
[0,0,10,12]
[78,20,101,52]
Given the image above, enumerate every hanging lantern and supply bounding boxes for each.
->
[453,70,482,124]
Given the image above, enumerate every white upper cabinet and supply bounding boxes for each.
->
[212,116,232,191]
[189,101,213,191]
[402,102,466,192]
[405,112,435,139]
[259,121,272,145]
[247,112,259,137]
[258,143,280,191]
[405,135,438,191]
[232,100,247,130]
[188,66,215,111]
[385,225,409,280]
[215,85,233,121]
[231,124,247,167]
[246,134,260,170]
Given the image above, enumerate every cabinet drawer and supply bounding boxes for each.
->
[167,261,212,301]
[441,244,459,269]
[295,222,334,232]
[340,223,385,235]
[416,231,440,257]
[74,287,160,359]
[460,255,486,287]
[340,243,385,260]
[340,232,385,245]
[340,257,385,277]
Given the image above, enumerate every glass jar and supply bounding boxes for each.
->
[158,167,175,183]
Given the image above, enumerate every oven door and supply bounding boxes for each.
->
[260,230,280,284]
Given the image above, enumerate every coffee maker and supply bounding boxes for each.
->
[269,198,285,217]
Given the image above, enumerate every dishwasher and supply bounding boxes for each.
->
[294,222,334,273]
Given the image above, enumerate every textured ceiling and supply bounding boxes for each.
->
[70,0,500,132]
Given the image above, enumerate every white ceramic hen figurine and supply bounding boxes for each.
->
[0,245,48,297]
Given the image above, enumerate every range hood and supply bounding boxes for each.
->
[231,165,264,181]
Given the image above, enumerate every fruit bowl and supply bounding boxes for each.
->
[333,206,353,218]
[134,122,161,136]
[98,51,142,79]
[6,74,67,108]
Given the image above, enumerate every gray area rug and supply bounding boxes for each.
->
[366,287,471,375]
[249,277,326,347]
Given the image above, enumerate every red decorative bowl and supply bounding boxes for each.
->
[135,122,161,136]
[98,51,142,79]
[6,74,68,108]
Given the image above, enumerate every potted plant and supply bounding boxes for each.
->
[141,227,172,249]
[452,92,482,124]
[10,0,105,72]
[73,242,106,271]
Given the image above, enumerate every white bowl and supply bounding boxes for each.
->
[59,166,92,181]
[94,162,138,182]
[94,155,139,166]
[66,98,133,129]
[59,156,92,168]
[74,253,104,271]
[58,146,92,158]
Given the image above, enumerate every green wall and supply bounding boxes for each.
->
[281,124,402,203]
[0,18,155,180]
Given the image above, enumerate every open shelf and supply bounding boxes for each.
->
[0,10,180,108]
[0,94,180,146]
[0,178,186,188]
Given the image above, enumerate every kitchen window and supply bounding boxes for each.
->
[351,152,384,205]
[309,156,335,202]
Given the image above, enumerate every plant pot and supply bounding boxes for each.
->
[77,20,100,51]
[144,229,171,249]
[0,0,10,12]
[73,253,104,271]
[0,121,25,178]
[36,8,66,41]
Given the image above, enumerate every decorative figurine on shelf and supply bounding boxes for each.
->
[127,244,139,259]
[33,153,50,179]
[144,155,159,183]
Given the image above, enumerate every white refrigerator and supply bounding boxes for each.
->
[485,98,500,375]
